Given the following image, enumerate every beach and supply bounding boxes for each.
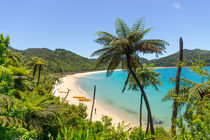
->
[54,69,145,128]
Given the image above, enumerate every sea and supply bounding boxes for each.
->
[76,67,209,129]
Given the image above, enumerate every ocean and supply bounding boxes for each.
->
[76,67,209,129]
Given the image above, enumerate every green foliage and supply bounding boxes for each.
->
[190,56,209,82]
[1,31,209,139]
[0,33,10,66]
[10,47,104,73]
[123,64,162,92]
[174,102,210,140]
[0,66,15,96]
[149,49,210,67]
[0,94,36,139]
[9,47,210,73]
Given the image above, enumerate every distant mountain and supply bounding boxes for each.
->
[9,47,209,73]
[149,49,210,67]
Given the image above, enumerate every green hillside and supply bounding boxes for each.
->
[9,47,100,73]
[9,47,210,73]
[149,49,210,66]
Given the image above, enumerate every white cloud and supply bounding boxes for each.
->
[172,2,181,9]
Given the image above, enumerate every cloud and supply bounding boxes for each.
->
[172,2,181,9]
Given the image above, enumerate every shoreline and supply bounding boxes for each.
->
[54,67,172,129]
[54,69,142,128]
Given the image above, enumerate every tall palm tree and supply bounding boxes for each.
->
[122,64,162,129]
[91,18,169,135]
[26,57,39,79]
[26,57,47,86]
[171,37,183,136]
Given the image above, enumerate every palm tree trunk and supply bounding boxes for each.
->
[62,89,70,103]
[171,37,183,136]
[146,113,150,134]
[37,65,42,86]
[48,84,53,94]
[90,85,96,121]
[33,65,37,79]
[140,93,143,127]
[126,54,155,136]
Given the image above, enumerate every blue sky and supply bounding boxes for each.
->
[1,0,210,60]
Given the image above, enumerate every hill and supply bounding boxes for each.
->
[9,47,100,73]
[149,49,210,67]
[9,47,210,72]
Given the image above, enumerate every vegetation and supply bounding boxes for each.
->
[122,63,162,128]
[9,47,210,74]
[149,49,210,67]
[0,33,89,139]
[91,17,169,136]
[162,49,210,139]
[171,37,184,136]
[9,47,104,73]
[1,16,209,139]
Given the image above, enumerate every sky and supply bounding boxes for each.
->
[1,0,210,60]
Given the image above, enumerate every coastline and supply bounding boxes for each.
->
[54,69,136,127]
[54,67,172,129]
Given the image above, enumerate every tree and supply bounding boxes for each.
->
[26,57,47,86]
[26,57,39,79]
[122,64,162,129]
[45,74,63,94]
[163,56,209,137]
[171,37,183,136]
[91,17,169,135]
[0,33,10,66]
[8,52,24,66]
[190,57,209,83]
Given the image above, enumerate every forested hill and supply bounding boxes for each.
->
[148,49,210,67]
[9,47,99,73]
[9,47,210,72]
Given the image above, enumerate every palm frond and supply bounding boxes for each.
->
[134,39,168,57]
[122,73,131,93]
[94,37,113,46]
[94,31,116,39]
[188,81,209,99]
[93,48,116,69]
[106,53,122,77]
[115,18,130,38]
[91,47,111,57]
[131,18,145,31]
[169,78,196,87]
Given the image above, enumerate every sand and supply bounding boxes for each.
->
[54,68,169,129]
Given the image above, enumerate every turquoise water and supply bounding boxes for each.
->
[76,67,209,129]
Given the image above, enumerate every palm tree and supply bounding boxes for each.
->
[26,57,39,79]
[91,18,169,135]
[171,37,183,136]
[46,74,63,94]
[19,91,60,135]
[8,52,24,66]
[163,56,209,136]
[26,57,47,86]
[122,64,162,130]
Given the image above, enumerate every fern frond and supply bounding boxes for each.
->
[131,18,145,31]
[115,18,130,38]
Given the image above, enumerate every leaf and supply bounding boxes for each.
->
[115,18,130,38]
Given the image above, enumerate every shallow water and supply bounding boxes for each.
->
[76,67,209,129]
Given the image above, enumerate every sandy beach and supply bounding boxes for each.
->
[54,68,171,129]
[54,69,144,128]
